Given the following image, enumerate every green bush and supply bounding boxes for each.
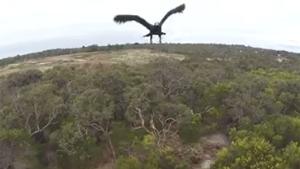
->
[282,142,300,169]
[56,121,101,169]
[213,136,284,169]
[179,120,203,144]
[116,156,142,169]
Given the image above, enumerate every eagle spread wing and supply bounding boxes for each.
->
[114,15,152,31]
[159,4,185,27]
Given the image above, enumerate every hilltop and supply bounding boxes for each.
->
[1,43,300,169]
[1,43,300,76]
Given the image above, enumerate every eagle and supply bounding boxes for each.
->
[114,4,185,44]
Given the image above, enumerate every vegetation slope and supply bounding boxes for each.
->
[1,44,300,169]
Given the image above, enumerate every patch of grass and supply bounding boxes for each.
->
[0,49,186,77]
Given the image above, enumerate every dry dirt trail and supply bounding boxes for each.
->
[192,133,229,169]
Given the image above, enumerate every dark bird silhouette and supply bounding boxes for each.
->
[114,4,185,44]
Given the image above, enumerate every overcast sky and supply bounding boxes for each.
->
[0,0,300,58]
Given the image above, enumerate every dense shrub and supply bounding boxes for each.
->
[213,136,284,169]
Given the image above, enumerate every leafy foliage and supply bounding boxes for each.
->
[1,44,300,169]
[213,136,284,169]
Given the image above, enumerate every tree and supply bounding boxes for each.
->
[148,59,191,100]
[72,88,116,160]
[282,142,300,169]
[98,71,127,120]
[56,121,100,169]
[213,136,284,169]
[5,69,43,89]
[126,83,192,147]
[116,156,142,169]
[0,129,30,169]
[13,83,64,141]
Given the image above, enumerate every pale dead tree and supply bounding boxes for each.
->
[30,105,60,137]
[126,81,191,147]
[133,107,177,147]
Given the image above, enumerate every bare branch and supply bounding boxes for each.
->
[30,105,60,136]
